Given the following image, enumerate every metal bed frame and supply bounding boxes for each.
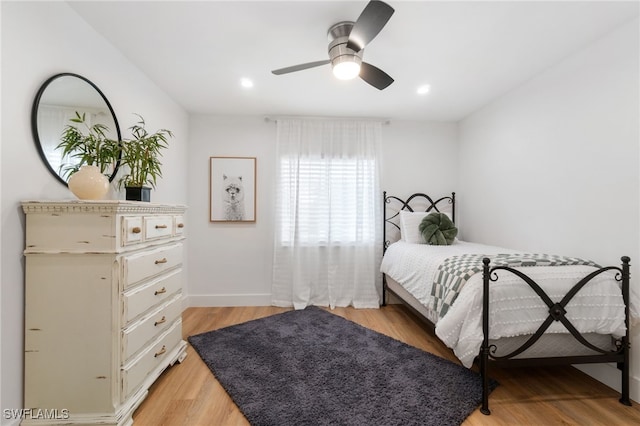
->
[382,191,631,414]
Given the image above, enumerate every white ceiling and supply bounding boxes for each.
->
[69,1,639,121]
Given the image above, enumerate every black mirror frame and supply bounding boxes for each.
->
[31,72,122,187]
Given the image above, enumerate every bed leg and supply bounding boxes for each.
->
[480,257,491,416]
[480,257,491,415]
[480,347,491,415]
[619,339,631,406]
[620,256,632,406]
[381,275,387,306]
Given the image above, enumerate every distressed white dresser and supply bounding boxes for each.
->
[21,200,188,426]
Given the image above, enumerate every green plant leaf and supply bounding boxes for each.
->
[55,111,120,178]
[117,114,173,189]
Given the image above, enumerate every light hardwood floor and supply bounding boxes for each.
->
[133,305,640,425]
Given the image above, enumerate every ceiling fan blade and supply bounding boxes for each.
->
[347,0,394,52]
[359,62,394,90]
[271,60,330,75]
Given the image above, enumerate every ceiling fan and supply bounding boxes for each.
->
[271,0,395,90]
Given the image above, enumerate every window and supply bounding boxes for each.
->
[278,156,378,245]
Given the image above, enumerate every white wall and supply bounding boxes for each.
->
[0,2,189,421]
[458,18,639,401]
[381,120,459,202]
[186,117,458,306]
[187,116,276,306]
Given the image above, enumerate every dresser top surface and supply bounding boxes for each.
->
[22,200,187,214]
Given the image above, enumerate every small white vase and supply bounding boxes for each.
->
[68,165,110,200]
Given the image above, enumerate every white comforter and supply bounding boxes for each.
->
[380,240,627,367]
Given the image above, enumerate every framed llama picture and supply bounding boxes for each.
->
[209,157,256,222]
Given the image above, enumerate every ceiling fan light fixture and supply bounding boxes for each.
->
[328,23,362,81]
[332,58,361,80]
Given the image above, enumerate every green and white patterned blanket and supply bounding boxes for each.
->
[430,253,600,319]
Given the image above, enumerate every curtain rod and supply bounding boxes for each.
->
[264,115,391,125]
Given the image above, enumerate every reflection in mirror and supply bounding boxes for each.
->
[31,73,121,186]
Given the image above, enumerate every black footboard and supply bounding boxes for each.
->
[479,256,632,415]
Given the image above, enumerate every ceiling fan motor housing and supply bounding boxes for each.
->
[328,21,363,71]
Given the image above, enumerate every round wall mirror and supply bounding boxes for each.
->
[31,73,121,186]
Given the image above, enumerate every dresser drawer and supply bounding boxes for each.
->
[121,216,143,246]
[121,319,183,400]
[174,215,186,236]
[123,268,182,323]
[122,294,182,362]
[145,216,173,241]
[122,243,183,288]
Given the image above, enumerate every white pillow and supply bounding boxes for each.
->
[399,210,452,244]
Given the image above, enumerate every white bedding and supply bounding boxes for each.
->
[380,240,627,367]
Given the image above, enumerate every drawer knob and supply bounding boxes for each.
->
[154,287,167,295]
[177,223,185,228]
[131,227,141,234]
[154,345,167,358]
[155,224,168,229]
[155,258,168,265]
[154,316,167,326]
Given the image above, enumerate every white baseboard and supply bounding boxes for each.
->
[186,293,272,307]
[575,363,640,404]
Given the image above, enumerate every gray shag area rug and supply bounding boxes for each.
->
[188,307,496,426]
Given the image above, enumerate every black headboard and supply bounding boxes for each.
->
[383,191,456,251]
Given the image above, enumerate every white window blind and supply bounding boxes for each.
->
[278,156,378,245]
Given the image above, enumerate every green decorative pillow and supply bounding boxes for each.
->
[419,212,458,245]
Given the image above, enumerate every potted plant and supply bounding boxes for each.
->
[56,111,120,200]
[118,114,173,202]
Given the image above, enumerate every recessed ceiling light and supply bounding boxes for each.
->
[240,78,254,88]
[417,84,431,95]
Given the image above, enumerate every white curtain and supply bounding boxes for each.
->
[272,118,383,309]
